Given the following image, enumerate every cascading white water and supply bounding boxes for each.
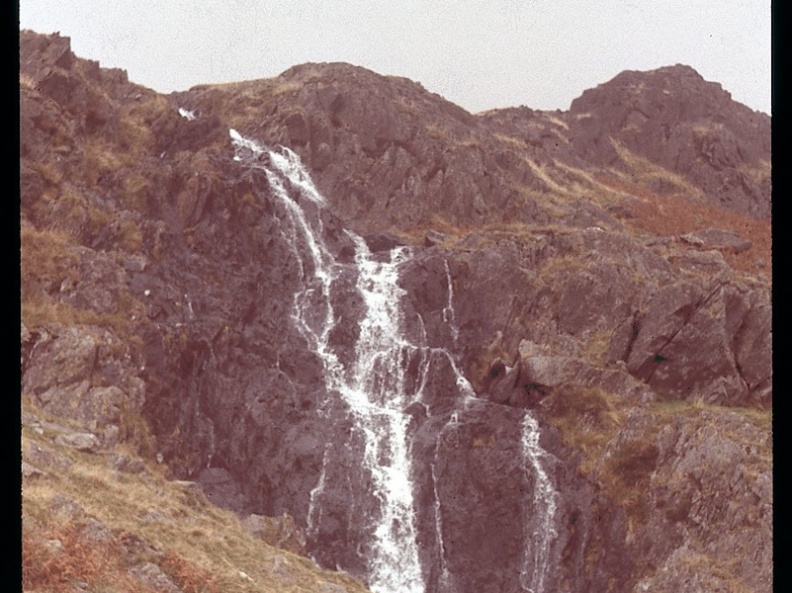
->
[342,235,425,592]
[229,128,560,593]
[441,259,459,348]
[307,447,329,535]
[520,411,559,593]
[230,129,424,593]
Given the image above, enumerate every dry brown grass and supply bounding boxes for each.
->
[594,173,771,274]
[390,213,472,246]
[599,438,659,528]
[117,94,175,154]
[21,226,79,299]
[159,550,223,593]
[272,80,304,96]
[676,553,754,593]
[424,122,451,142]
[21,295,146,342]
[738,158,771,187]
[29,159,66,186]
[82,137,133,183]
[25,147,148,251]
[120,171,153,213]
[543,114,569,130]
[392,95,421,116]
[548,394,772,530]
[493,132,526,149]
[581,329,614,367]
[20,71,36,90]
[23,520,168,593]
[118,218,144,251]
[22,411,373,593]
[542,385,626,475]
[537,252,588,279]
[612,141,705,199]
[650,399,772,438]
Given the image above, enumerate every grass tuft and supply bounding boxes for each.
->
[21,226,79,300]
[22,413,372,593]
[542,385,625,474]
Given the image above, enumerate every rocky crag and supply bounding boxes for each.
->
[21,30,771,593]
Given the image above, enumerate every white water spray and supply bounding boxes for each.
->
[520,411,559,593]
[229,129,560,593]
[178,107,196,121]
[441,259,459,348]
[230,130,424,593]
[340,234,424,593]
[308,448,329,536]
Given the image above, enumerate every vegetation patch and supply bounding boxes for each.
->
[650,399,772,440]
[82,137,130,184]
[542,385,660,527]
[22,416,371,593]
[581,329,613,367]
[594,170,770,276]
[677,552,753,593]
[22,297,145,343]
[599,438,659,526]
[117,94,175,155]
[23,520,166,593]
[120,171,153,213]
[21,226,79,300]
[542,385,626,474]
[611,140,704,199]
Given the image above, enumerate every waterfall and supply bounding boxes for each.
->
[229,128,560,593]
[441,259,459,348]
[230,129,424,593]
[340,233,424,593]
[520,411,559,593]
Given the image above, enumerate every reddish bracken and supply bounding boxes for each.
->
[597,174,770,275]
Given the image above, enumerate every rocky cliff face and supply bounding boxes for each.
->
[21,30,771,593]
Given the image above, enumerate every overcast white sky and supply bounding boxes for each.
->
[19,0,771,115]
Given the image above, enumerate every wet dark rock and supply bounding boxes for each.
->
[362,231,407,253]
[196,467,249,514]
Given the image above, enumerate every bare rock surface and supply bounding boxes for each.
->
[681,228,753,253]
[242,513,308,554]
[567,65,770,217]
[128,562,182,593]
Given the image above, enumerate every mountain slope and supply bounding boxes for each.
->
[20,30,771,593]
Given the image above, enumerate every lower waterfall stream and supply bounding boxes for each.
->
[229,129,560,593]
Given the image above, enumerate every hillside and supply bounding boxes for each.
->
[21,30,771,593]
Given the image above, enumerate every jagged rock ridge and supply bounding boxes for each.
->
[21,30,771,593]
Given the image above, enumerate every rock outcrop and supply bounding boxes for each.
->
[20,30,771,593]
[567,65,771,217]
